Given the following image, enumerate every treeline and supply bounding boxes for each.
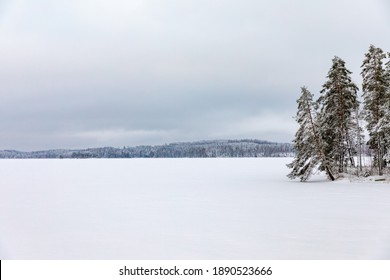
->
[0,139,294,159]
[288,45,390,181]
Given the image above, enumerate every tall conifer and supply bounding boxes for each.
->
[317,56,359,173]
[287,87,335,181]
[361,45,388,175]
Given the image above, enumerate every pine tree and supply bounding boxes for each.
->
[379,52,390,163]
[361,45,388,175]
[317,56,359,173]
[287,86,335,181]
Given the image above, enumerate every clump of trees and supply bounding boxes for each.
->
[288,45,390,181]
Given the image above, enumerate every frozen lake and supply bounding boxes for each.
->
[1,158,390,259]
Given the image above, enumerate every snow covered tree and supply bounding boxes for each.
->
[378,52,390,164]
[387,52,390,72]
[361,45,389,175]
[287,86,335,181]
[317,56,359,173]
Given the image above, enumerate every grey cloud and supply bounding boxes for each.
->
[0,0,389,150]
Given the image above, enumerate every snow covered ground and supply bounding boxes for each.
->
[1,158,390,259]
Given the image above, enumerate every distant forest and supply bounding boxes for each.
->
[0,139,294,159]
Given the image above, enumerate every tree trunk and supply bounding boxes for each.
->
[378,134,383,175]
[325,166,335,181]
[304,96,335,181]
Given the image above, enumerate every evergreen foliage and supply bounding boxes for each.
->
[361,45,389,175]
[287,87,334,181]
[289,44,390,181]
[317,56,359,173]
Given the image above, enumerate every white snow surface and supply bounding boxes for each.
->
[1,158,390,259]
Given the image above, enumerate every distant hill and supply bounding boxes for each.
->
[0,139,294,159]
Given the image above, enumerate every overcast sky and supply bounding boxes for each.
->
[0,0,389,151]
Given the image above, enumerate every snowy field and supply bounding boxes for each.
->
[1,158,390,259]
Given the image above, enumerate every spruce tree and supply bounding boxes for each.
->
[317,56,359,173]
[361,45,388,175]
[287,86,335,181]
